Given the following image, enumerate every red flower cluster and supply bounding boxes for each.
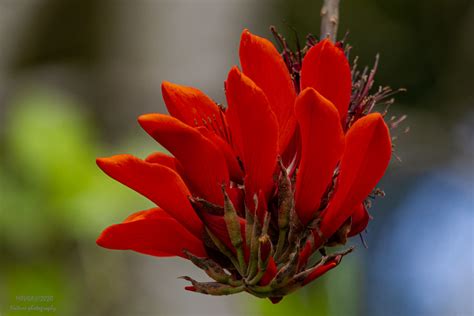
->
[96,29,392,301]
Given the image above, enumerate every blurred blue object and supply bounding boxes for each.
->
[368,167,473,316]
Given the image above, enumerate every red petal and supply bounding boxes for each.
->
[255,190,268,225]
[184,286,196,292]
[302,256,342,286]
[300,39,352,124]
[318,113,392,241]
[123,207,169,222]
[97,207,206,258]
[145,152,183,174]
[281,126,301,168]
[297,242,312,270]
[348,203,370,237]
[197,126,244,182]
[138,114,229,205]
[225,67,279,205]
[295,88,345,225]
[228,186,245,215]
[239,29,297,152]
[269,297,283,304]
[161,81,226,138]
[259,257,278,286]
[96,154,203,238]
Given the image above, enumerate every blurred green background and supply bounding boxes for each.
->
[0,0,472,315]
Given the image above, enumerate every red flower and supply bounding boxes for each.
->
[96,29,392,301]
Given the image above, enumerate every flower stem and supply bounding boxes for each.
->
[205,228,242,275]
[320,0,340,42]
[274,229,288,260]
[222,186,247,274]
[245,213,260,278]
[274,158,293,261]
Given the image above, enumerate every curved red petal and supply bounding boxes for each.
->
[239,29,297,152]
[138,114,229,205]
[281,126,301,168]
[225,67,279,205]
[184,286,197,292]
[269,297,283,304]
[145,151,183,174]
[255,190,268,225]
[319,113,392,240]
[161,81,226,137]
[302,256,341,286]
[300,39,352,124]
[96,154,203,238]
[259,257,278,286]
[197,126,244,182]
[123,207,170,222]
[97,207,206,258]
[348,203,370,237]
[295,88,345,225]
[297,242,312,270]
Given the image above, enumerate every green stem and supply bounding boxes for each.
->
[273,228,288,260]
[205,228,242,275]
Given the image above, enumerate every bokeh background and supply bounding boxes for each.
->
[0,0,473,315]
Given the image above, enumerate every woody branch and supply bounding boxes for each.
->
[320,0,340,42]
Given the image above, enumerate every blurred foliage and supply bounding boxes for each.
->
[1,88,150,242]
[0,87,156,315]
[5,263,75,315]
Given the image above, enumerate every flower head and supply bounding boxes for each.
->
[96,29,396,302]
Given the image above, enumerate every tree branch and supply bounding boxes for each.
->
[320,0,340,42]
